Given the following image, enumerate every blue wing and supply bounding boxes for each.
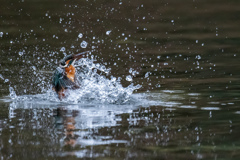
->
[52,67,80,93]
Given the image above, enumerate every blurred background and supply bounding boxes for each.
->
[0,0,240,159]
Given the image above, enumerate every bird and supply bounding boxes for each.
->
[52,51,89,100]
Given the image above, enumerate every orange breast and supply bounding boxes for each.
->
[65,60,76,82]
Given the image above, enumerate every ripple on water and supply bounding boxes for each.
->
[235,111,240,114]
[178,105,197,109]
[201,107,220,110]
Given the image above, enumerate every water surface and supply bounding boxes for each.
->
[1,0,240,159]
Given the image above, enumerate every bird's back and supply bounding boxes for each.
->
[52,67,80,95]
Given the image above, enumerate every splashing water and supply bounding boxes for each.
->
[65,57,141,104]
[8,56,141,104]
[80,41,88,48]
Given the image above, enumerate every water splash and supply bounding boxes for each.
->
[65,57,141,104]
[9,87,17,99]
[9,56,141,104]
[80,41,88,48]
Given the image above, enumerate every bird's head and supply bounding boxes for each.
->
[59,51,89,68]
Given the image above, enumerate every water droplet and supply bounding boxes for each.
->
[196,40,198,43]
[9,87,17,99]
[106,30,111,35]
[80,41,88,48]
[129,68,133,73]
[131,70,138,76]
[18,51,24,56]
[164,63,168,66]
[126,75,133,81]
[60,47,65,52]
[0,32,3,37]
[145,72,150,78]
[59,18,63,23]
[196,55,201,60]
[0,74,4,80]
[78,33,83,38]
[31,66,36,71]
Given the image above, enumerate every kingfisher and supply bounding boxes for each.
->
[52,51,89,100]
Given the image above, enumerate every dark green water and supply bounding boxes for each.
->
[1,0,240,159]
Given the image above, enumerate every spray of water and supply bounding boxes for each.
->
[8,56,141,104]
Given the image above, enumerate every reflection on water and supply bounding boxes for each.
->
[1,90,240,159]
[55,105,132,147]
